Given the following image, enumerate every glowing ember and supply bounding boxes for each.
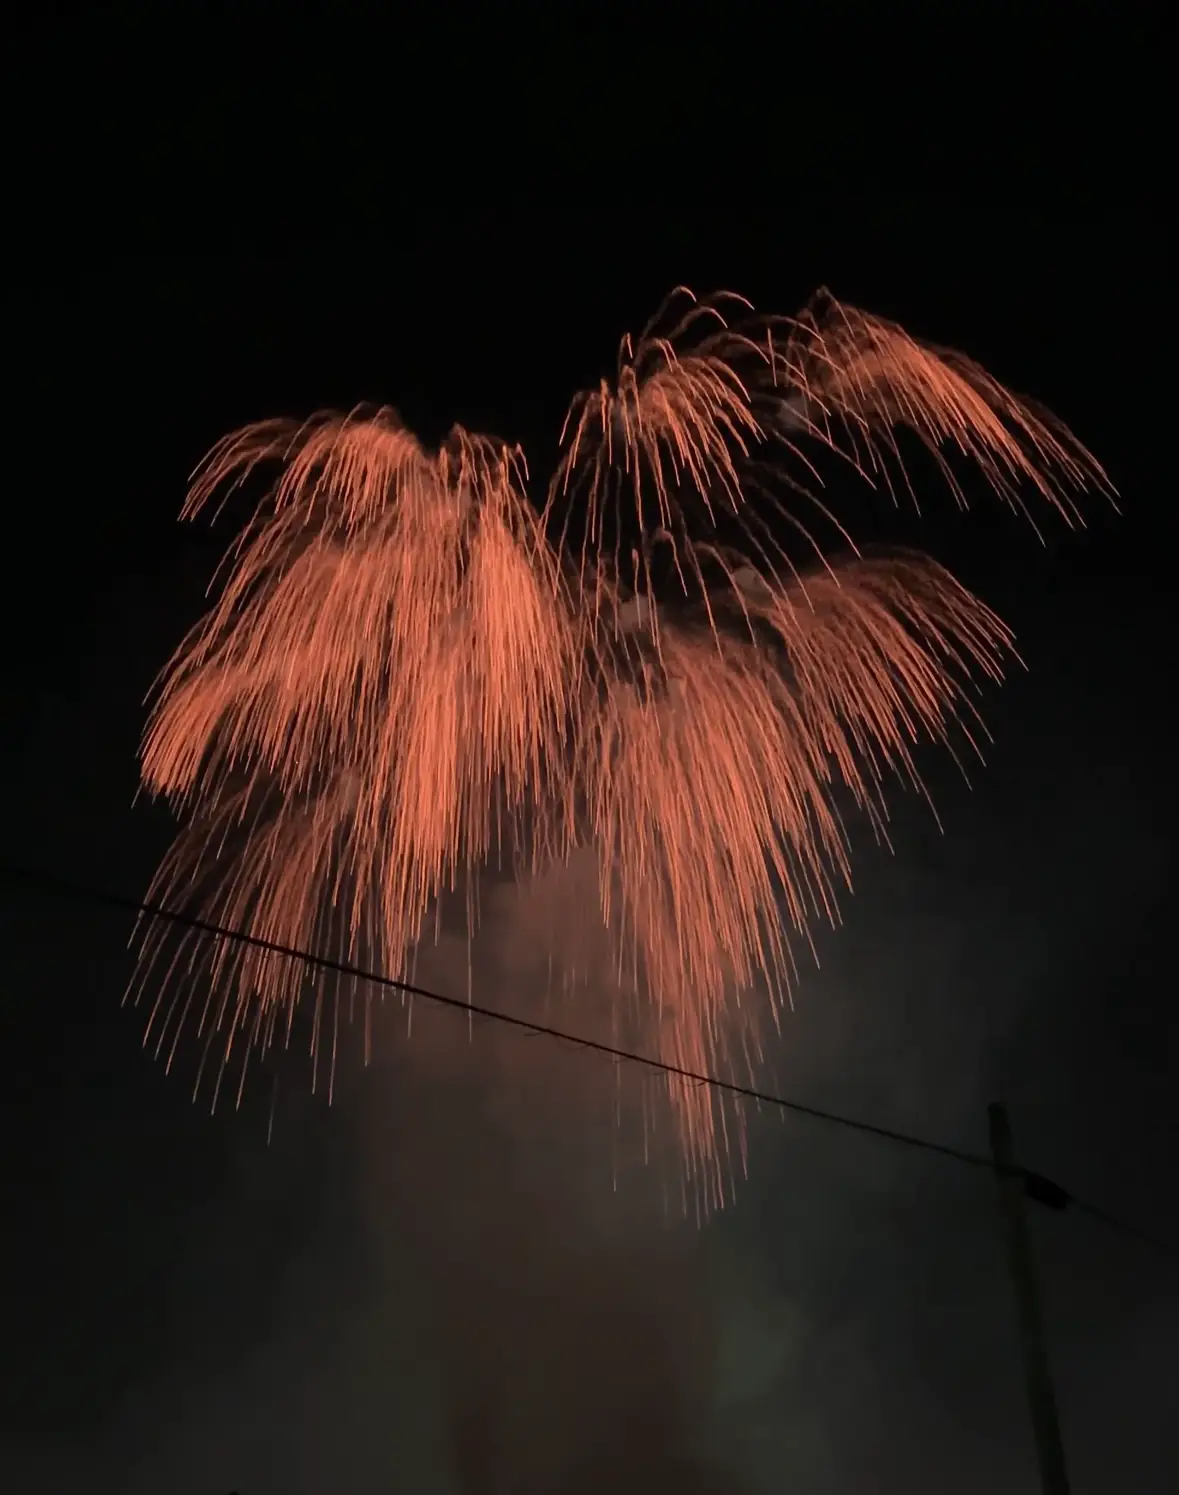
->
[133,290,1111,1207]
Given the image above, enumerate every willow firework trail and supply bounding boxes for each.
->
[545,288,781,622]
[135,409,579,1101]
[133,292,1111,1207]
[767,290,1114,533]
[564,558,1014,1209]
[548,287,1111,1207]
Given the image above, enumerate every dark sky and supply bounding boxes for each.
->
[3,21,1174,1494]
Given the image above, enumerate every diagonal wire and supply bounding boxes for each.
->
[3,862,991,1166]
[2,859,1176,1258]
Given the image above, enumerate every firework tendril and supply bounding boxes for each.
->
[133,290,1112,1207]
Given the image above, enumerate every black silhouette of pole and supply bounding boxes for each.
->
[988,1102,1071,1495]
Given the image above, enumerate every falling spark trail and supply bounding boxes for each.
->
[134,291,1111,1209]
[136,410,579,1103]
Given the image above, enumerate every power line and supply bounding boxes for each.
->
[3,862,990,1166]
[1067,1197,1179,1259]
[3,859,1176,1258]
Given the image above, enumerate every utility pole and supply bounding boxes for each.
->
[988,1101,1071,1495]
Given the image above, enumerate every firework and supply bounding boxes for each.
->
[545,288,780,613]
[135,408,579,1102]
[134,290,1110,1206]
[548,286,1110,1204]
[571,558,1011,1208]
[768,289,1114,533]
[548,287,1112,616]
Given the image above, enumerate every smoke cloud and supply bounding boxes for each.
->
[5,588,1173,1493]
[364,852,746,1491]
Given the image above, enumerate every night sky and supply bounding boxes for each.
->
[4,23,1174,1493]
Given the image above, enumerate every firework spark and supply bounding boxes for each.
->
[769,289,1114,533]
[546,286,1110,1204]
[135,408,579,1101]
[569,558,1012,1209]
[545,289,779,611]
[133,291,1110,1207]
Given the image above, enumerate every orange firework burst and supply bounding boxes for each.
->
[546,286,1111,1206]
[549,286,1113,615]
[135,408,578,1102]
[545,288,780,609]
[133,289,1111,1207]
[570,557,1012,1210]
[769,289,1115,532]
